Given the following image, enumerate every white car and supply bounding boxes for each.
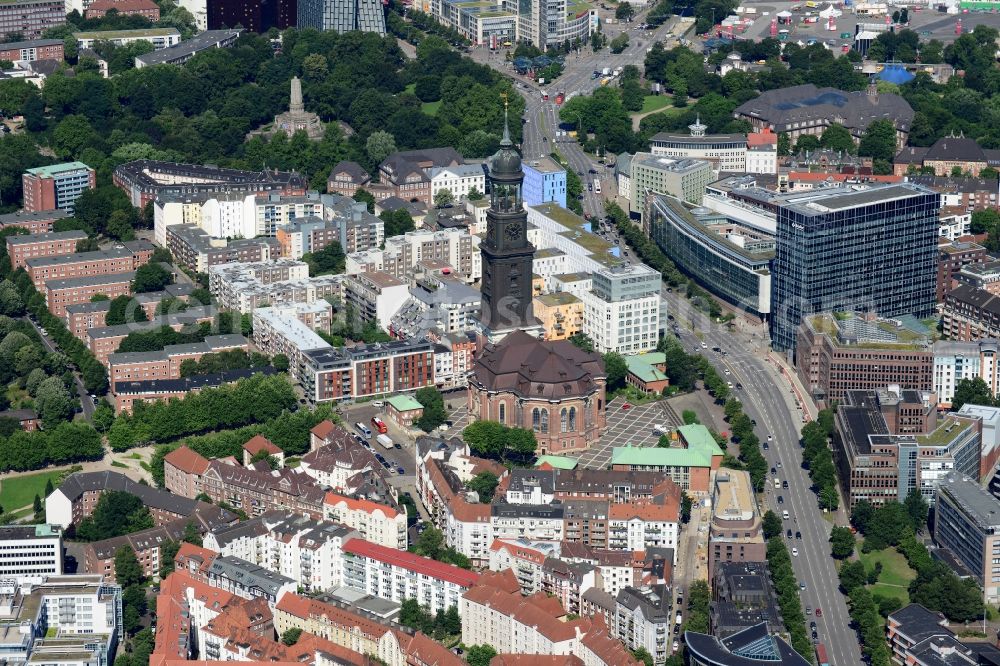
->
[672,641,679,653]
[701,342,707,349]
[792,548,799,557]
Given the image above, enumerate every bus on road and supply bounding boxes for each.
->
[594,180,602,194]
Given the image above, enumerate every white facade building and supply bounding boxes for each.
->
[0,525,63,580]
[940,209,973,241]
[607,503,679,555]
[580,264,662,355]
[204,513,358,593]
[429,165,486,199]
[322,492,407,550]
[341,538,478,614]
[933,339,1000,407]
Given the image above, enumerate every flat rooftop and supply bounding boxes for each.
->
[938,472,1000,531]
[778,183,935,216]
[523,157,565,174]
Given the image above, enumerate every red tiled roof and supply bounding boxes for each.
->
[747,130,777,147]
[164,445,209,475]
[275,592,392,640]
[87,0,157,11]
[342,538,479,587]
[311,420,337,440]
[609,500,678,522]
[787,171,902,183]
[491,656,583,666]
[324,491,399,519]
[243,434,282,456]
[406,632,464,666]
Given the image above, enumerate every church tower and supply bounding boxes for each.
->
[479,103,540,340]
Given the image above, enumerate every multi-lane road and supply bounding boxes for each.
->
[470,23,861,664]
[665,292,859,666]
[472,13,693,217]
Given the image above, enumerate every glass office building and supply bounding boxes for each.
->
[770,184,939,351]
[648,195,774,317]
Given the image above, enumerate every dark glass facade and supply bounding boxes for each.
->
[770,185,939,351]
[648,196,773,317]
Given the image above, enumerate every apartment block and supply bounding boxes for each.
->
[0,209,70,234]
[629,153,713,212]
[956,260,1000,295]
[342,538,478,614]
[933,339,1000,408]
[607,500,679,554]
[708,470,766,577]
[165,224,278,273]
[0,0,66,40]
[938,238,987,303]
[343,271,409,331]
[87,305,217,364]
[0,574,121,666]
[0,524,63,580]
[113,367,277,414]
[796,312,934,405]
[322,492,407,550]
[22,162,96,213]
[522,157,567,209]
[6,230,86,270]
[85,0,160,19]
[461,569,638,666]
[204,512,358,592]
[27,246,149,290]
[886,603,1000,666]
[615,586,671,665]
[45,272,134,318]
[934,472,1000,604]
[73,27,179,49]
[299,424,396,499]
[0,37,63,61]
[580,264,662,355]
[45,470,235,531]
[346,228,481,283]
[107,334,247,389]
[115,160,306,208]
[84,522,195,580]
[299,337,435,404]
[610,424,724,496]
[943,284,1000,341]
[208,261,341,314]
[710,561,782,638]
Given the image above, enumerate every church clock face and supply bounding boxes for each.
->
[504,222,523,242]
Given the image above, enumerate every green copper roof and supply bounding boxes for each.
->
[535,455,579,470]
[612,424,722,467]
[625,352,668,384]
[387,395,423,412]
[25,162,91,177]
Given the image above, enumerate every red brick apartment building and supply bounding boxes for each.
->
[108,334,248,390]
[85,0,159,19]
[0,38,63,62]
[6,230,87,270]
[937,237,987,303]
[27,246,149,290]
[0,210,70,234]
[21,162,96,213]
[943,284,1000,341]
[45,272,134,318]
[88,306,217,364]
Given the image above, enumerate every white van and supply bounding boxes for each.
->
[774,478,781,489]
[653,424,669,435]
[782,510,789,520]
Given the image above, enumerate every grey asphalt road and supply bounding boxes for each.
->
[472,12,695,218]
[666,295,860,666]
[26,316,95,419]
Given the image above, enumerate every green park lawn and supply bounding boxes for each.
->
[0,470,64,513]
[640,95,673,113]
[421,100,442,116]
[859,547,916,603]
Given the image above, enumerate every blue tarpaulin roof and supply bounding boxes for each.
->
[878,64,915,84]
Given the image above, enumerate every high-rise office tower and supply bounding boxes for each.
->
[297,0,385,34]
[770,184,939,351]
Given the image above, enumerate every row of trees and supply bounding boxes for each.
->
[10,269,108,394]
[765,536,813,658]
[724,397,766,492]
[106,373,298,450]
[0,422,103,473]
[800,409,839,511]
[178,349,284,378]
[148,405,337,486]
[845,584,892,666]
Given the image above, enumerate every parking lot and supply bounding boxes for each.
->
[575,395,683,470]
